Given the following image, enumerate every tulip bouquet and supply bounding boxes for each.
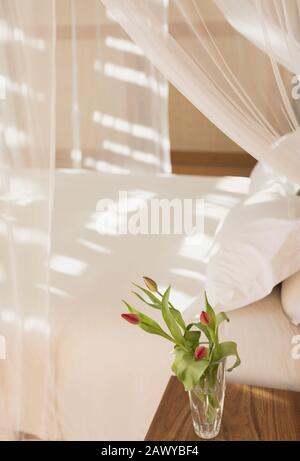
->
[121,277,241,437]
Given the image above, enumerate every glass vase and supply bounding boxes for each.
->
[188,359,226,439]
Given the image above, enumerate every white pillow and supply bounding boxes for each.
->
[281,271,300,325]
[249,162,299,195]
[206,182,300,312]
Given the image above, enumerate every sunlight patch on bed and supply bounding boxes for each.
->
[11,227,47,247]
[35,282,71,298]
[204,193,240,209]
[159,286,193,312]
[76,238,112,254]
[179,234,214,262]
[95,160,130,174]
[24,317,50,335]
[204,203,230,221]
[0,213,17,223]
[1,309,16,324]
[215,177,249,195]
[170,268,206,282]
[0,124,28,148]
[244,190,276,205]
[50,255,87,276]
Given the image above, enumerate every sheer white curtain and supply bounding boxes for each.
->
[0,0,170,440]
[0,0,56,439]
[101,0,300,183]
[56,0,170,174]
[216,0,300,74]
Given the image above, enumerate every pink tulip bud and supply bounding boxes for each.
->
[200,311,210,325]
[194,345,208,361]
[143,276,158,292]
[121,313,140,325]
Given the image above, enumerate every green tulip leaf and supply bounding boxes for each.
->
[131,291,161,309]
[172,347,209,391]
[131,283,161,305]
[122,300,174,343]
[161,287,184,345]
[188,321,215,346]
[212,341,241,371]
[131,289,185,331]
[139,323,175,342]
[170,307,186,330]
[216,311,230,328]
[184,330,200,348]
[205,291,216,329]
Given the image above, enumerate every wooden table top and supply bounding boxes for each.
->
[145,377,300,441]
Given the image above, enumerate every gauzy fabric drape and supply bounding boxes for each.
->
[56,0,170,174]
[101,0,300,183]
[0,0,170,440]
[215,0,300,75]
[0,0,56,439]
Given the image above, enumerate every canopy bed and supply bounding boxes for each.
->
[0,0,299,441]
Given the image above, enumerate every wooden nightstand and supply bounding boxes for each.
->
[145,377,300,441]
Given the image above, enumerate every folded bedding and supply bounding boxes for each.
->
[206,163,300,312]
